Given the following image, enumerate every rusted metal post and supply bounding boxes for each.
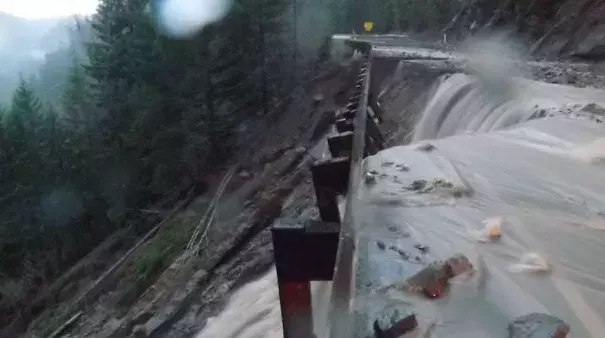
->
[272,220,340,338]
[277,282,313,338]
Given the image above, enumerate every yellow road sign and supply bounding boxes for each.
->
[364,21,374,32]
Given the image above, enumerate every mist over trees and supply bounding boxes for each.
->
[0,0,466,331]
[0,12,86,104]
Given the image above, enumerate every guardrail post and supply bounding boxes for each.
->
[311,157,350,223]
[277,281,313,338]
[272,220,340,338]
[328,132,354,158]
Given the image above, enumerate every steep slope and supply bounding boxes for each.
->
[443,0,605,60]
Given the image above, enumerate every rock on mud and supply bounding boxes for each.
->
[581,103,605,116]
[373,306,418,338]
[433,178,453,189]
[365,171,378,184]
[508,313,570,338]
[395,163,410,172]
[406,179,428,191]
[446,253,474,276]
[416,142,436,152]
[414,244,429,253]
[404,253,474,299]
[405,261,452,299]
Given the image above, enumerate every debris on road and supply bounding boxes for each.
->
[376,240,386,250]
[581,102,605,116]
[373,307,418,338]
[446,253,474,277]
[365,170,378,184]
[395,163,410,171]
[404,178,456,194]
[416,142,436,152]
[402,253,474,299]
[406,179,428,191]
[398,248,411,260]
[471,216,503,242]
[414,243,429,253]
[508,313,570,338]
[509,252,551,274]
[432,177,454,189]
[387,245,410,260]
[404,261,452,299]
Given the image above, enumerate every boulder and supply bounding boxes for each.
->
[508,313,569,338]
[373,306,417,338]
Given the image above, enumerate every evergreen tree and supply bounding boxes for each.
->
[9,78,42,135]
[62,52,95,129]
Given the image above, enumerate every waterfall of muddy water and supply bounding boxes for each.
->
[412,35,602,141]
[196,268,332,338]
[412,38,605,142]
[195,269,282,338]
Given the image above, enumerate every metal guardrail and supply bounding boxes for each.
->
[271,39,383,338]
[328,49,372,338]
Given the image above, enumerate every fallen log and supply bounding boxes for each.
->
[48,312,82,338]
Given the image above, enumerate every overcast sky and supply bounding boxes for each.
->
[0,0,98,19]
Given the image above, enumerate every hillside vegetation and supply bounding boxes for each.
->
[1,0,353,333]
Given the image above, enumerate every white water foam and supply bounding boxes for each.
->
[196,269,283,338]
[196,268,331,338]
